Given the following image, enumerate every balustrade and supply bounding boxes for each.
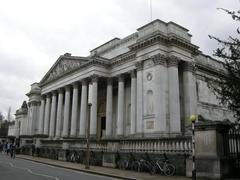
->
[118,138,192,154]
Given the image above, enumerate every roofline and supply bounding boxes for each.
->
[137,19,189,32]
[90,37,120,53]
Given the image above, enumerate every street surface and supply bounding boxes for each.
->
[0,154,118,180]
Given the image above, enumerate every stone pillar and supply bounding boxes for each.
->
[79,80,88,137]
[117,75,124,136]
[183,62,197,127]
[38,97,45,134]
[55,89,64,138]
[168,56,181,133]
[70,83,79,137]
[130,71,137,135]
[43,94,51,135]
[90,76,98,137]
[106,78,113,137]
[136,62,143,135]
[49,91,57,137]
[153,54,168,132]
[186,121,232,179]
[62,86,71,137]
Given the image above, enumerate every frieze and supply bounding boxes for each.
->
[129,32,199,55]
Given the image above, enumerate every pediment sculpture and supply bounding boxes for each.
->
[45,59,83,82]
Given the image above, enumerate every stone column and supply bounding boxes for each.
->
[43,94,51,135]
[183,62,197,127]
[70,83,79,137]
[117,75,124,136]
[130,71,137,135]
[62,86,71,137]
[79,80,88,137]
[153,54,168,132]
[38,97,45,134]
[106,78,113,137]
[168,56,181,133]
[49,91,57,137]
[56,89,64,138]
[90,76,98,137]
[136,62,143,135]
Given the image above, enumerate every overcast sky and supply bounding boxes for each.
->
[0,0,239,118]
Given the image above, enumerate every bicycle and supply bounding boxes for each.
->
[154,154,175,176]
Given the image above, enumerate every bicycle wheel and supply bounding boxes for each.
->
[163,163,175,176]
[131,161,141,172]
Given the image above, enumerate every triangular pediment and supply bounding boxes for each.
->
[40,54,89,84]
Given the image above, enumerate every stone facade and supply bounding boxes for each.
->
[12,19,235,174]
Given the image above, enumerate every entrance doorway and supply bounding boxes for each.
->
[100,117,106,138]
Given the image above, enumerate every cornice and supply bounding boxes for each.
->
[129,32,199,55]
[196,62,226,78]
[111,52,136,68]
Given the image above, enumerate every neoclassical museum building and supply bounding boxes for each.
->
[12,19,234,173]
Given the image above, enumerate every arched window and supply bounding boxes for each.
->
[147,90,154,115]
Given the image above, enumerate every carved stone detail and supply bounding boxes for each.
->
[130,70,136,78]
[90,74,98,82]
[46,59,83,82]
[152,54,167,66]
[167,56,180,67]
[107,78,112,85]
[183,61,197,72]
[135,61,143,71]
[118,74,125,82]
[81,79,88,86]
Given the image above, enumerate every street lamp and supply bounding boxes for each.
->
[85,82,93,169]
[85,103,92,169]
[190,115,197,180]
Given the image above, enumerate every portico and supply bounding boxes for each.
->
[35,53,197,140]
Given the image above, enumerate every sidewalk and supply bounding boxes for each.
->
[16,154,190,180]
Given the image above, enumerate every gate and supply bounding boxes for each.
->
[223,124,240,175]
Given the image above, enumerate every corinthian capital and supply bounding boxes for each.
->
[167,56,180,67]
[152,54,167,66]
[90,74,99,82]
[135,61,143,71]
[183,61,197,72]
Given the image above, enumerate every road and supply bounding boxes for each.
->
[0,154,119,180]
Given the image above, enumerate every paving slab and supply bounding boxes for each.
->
[16,155,190,180]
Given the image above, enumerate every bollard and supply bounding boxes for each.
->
[190,115,197,180]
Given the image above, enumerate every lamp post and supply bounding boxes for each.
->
[190,115,197,180]
[85,103,91,169]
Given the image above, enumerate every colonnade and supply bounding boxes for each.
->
[37,57,196,138]
[37,72,138,138]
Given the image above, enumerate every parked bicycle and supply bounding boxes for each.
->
[154,153,175,176]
